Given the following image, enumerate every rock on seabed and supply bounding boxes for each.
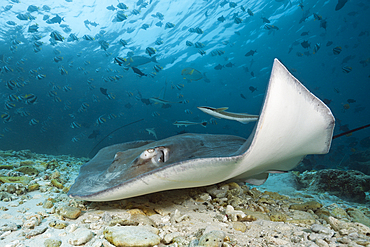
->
[104,226,160,247]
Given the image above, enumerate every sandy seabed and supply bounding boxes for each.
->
[1,150,370,247]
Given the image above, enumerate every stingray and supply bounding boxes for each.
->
[68,59,335,201]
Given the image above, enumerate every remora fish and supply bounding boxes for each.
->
[173,120,207,128]
[149,97,181,104]
[197,106,259,124]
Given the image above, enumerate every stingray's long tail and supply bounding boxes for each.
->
[88,118,144,157]
[332,123,370,139]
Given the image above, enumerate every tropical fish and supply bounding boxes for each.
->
[114,57,126,66]
[264,24,279,30]
[186,41,193,46]
[106,5,116,11]
[313,43,321,54]
[155,21,163,27]
[210,50,225,56]
[195,42,205,48]
[301,40,311,49]
[6,80,16,90]
[225,62,235,68]
[172,83,184,90]
[24,94,38,104]
[218,15,225,22]
[28,24,39,33]
[29,118,39,126]
[342,66,352,73]
[59,66,68,75]
[72,137,80,143]
[50,31,64,42]
[181,67,203,81]
[96,115,106,125]
[247,9,254,16]
[189,27,203,34]
[6,21,16,26]
[313,13,322,21]
[16,14,29,21]
[234,17,242,24]
[320,19,327,30]
[119,39,128,47]
[153,65,163,72]
[48,14,64,24]
[36,74,46,80]
[78,102,89,113]
[1,113,11,123]
[145,47,156,56]
[245,50,257,56]
[261,17,270,23]
[146,128,158,139]
[197,107,259,124]
[141,24,150,30]
[229,2,237,8]
[4,102,15,111]
[7,94,18,102]
[70,121,81,129]
[173,120,207,128]
[63,85,72,92]
[301,31,309,36]
[155,39,163,45]
[88,130,100,139]
[117,3,128,9]
[99,40,109,51]
[214,64,224,70]
[131,67,147,76]
[198,49,206,56]
[34,41,43,47]
[53,56,63,62]
[165,22,175,29]
[249,86,257,92]
[82,35,95,41]
[333,46,342,55]
[153,12,164,20]
[323,99,332,105]
[48,91,57,98]
[100,87,108,96]
[131,9,140,15]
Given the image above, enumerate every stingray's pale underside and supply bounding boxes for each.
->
[68,59,335,201]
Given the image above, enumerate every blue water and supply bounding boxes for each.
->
[0,0,369,165]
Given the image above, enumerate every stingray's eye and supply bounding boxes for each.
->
[140,149,155,159]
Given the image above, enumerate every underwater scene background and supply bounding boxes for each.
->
[0,0,369,172]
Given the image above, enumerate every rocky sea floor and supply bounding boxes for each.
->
[1,149,370,247]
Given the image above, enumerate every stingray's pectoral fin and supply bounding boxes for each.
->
[231,58,335,183]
